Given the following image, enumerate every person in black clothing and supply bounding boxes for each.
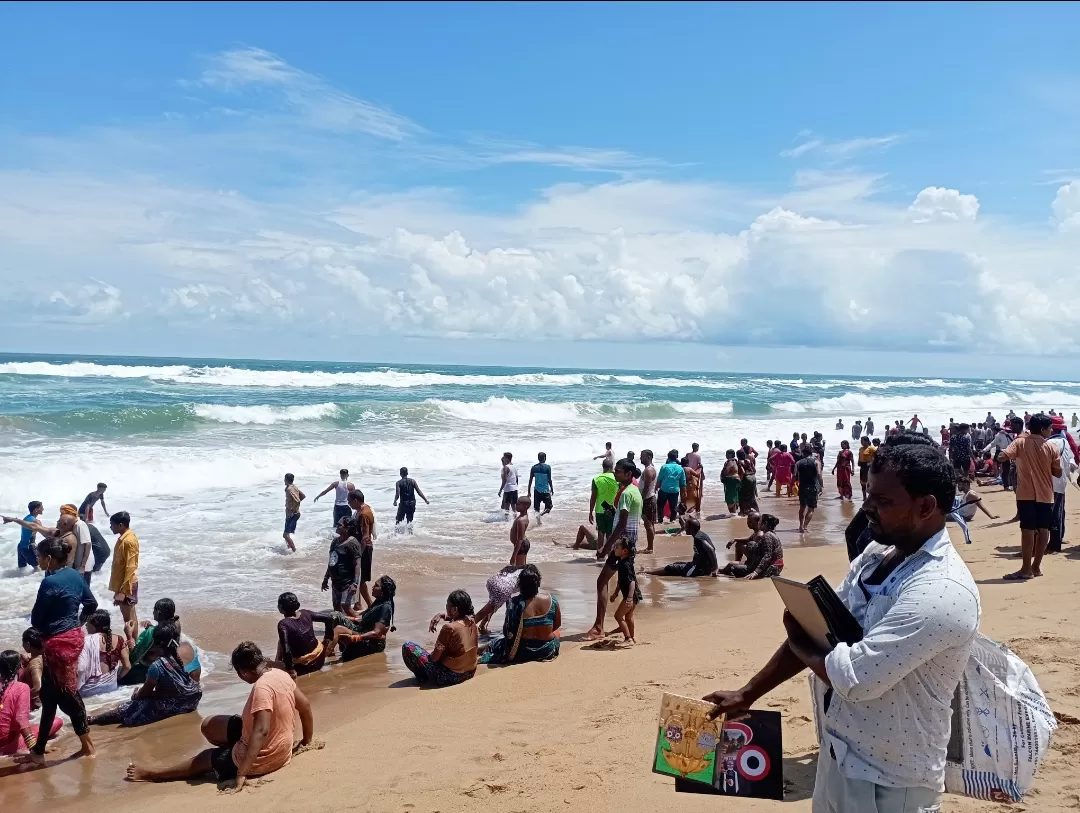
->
[87,521,111,573]
[275,592,326,677]
[393,467,429,529]
[645,517,719,577]
[324,575,396,661]
[795,445,822,533]
[321,518,364,615]
[948,424,973,474]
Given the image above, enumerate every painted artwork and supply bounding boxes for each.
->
[675,710,784,800]
[652,693,725,786]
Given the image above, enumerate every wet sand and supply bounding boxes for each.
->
[12,486,1076,812]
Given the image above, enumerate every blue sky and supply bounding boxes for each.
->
[1,2,1079,375]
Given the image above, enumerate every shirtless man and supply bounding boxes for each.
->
[593,442,614,468]
[639,449,658,553]
[510,495,531,566]
[79,483,108,523]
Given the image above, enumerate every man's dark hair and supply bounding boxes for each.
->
[400,466,408,477]
[869,443,956,516]
[1010,417,1024,432]
[667,449,679,462]
[726,449,736,459]
[684,517,701,535]
[605,442,612,449]
[231,641,264,673]
[284,472,294,484]
[348,489,366,504]
[884,430,939,449]
[1029,412,1053,433]
[692,442,700,451]
[97,482,107,490]
[538,452,547,462]
[278,591,300,616]
[504,451,513,461]
[110,511,131,528]
[27,500,42,513]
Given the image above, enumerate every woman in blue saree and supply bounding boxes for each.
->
[480,564,560,665]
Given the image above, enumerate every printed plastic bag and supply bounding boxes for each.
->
[944,633,1057,803]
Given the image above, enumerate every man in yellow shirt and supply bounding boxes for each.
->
[109,511,140,635]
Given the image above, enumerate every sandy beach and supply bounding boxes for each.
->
[3,485,1079,813]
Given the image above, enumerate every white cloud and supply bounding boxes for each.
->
[42,281,127,325]
[781,133,904,160]
[198,46,422,140]
[1052,181,1080,229]
[908,186,980,222]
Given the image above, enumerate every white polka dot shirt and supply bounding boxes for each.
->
[813,528,981,792]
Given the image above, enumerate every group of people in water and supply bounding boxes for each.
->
[2,413,1017,788]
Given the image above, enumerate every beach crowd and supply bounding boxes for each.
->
[1,407,1077,811]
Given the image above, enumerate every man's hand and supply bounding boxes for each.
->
[701,689,751,720]
[320,579,329,592]
[2,516,12,523]
[113,592,125,603]
[588,513,594,526]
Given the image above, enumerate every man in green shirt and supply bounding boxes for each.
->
[589,458,619,552]
[585,458,641,640]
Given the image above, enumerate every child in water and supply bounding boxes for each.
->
[608,538,641,647]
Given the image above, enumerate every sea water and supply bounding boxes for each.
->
[2,353,1079,656]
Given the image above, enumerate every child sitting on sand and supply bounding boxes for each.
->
[608,538,640,647]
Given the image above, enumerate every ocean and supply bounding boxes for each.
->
[2,353,1079,687]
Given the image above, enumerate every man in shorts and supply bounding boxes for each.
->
[1002,412,1062,580]
[795,444,822,534]
[639,449,658,553]
[109,511,140,634]
[78,482,108,523]
[644,517,718,578]
[527,452,554,524]
[393,467,429,530]
[313,469,353,527]
[322,516,363,614]
[584,458,640,640]
[348,489,376,610]
[498,452,519,517]
[126,641,314,791]
[283,473,304,552]
[589,458,619,553]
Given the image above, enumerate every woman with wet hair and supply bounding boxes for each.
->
[78,609,132,697]
[89,622,202,727]
[481,565,560,664]
[276,592,326,676]
[322,575,397,661]
[402,589,478,686]
[719,514,784,580]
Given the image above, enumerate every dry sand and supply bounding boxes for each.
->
[4,486,1080,813]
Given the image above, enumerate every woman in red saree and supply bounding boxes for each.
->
[833,440,855,501]
[15,536,97,766]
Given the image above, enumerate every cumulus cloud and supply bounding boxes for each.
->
[908,187,980,222]
[3,49,1079,357]
[1052,181,1080,229]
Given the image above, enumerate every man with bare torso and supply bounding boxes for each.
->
[510,495,531,567]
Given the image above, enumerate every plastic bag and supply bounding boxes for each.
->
[944,633,1057,802]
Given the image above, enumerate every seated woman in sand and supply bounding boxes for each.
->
[481,564,560,664]
[78,609,132,698]
[275,592,326,677]
[88,622,202,727]
[322,575,396,662]
[470,565,521,635]
[403,590,479,687]
[124,598,201,686]
[718,514,783,580]
[0,650,63,756]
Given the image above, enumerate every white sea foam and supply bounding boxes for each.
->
[770,390,1080,415]
[426,397,734,424]
[0,361,740,389]
[191,403,340,425]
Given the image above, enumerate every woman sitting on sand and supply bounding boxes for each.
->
[322,575,396,662]
[124,598,201,686]
[78,609,132,697]
[718,514,783,580]
[88,622,202,727]
[481,564,560,664]
[403,590,479,687]
[0,650,63,756]
[275,592,326,677]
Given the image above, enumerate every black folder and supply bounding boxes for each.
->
[771,575,862,649]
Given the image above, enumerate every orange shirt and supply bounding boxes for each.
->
[1004,434,1062,504]
[232,668,297,776]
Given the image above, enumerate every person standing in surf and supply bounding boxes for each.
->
[527,453,554,525]
[593,442,614,468]
[510,495,531,566]
[313,469,353,528]
[78,483,108,524]
[795,444,822,533]
[393,467,429,531]
[347,490,377,611]
[283,474,304,552]
[639,449,658,554]
[498,452,519,518]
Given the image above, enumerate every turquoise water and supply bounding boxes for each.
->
[1,352,1078,669]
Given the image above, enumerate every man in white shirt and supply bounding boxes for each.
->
[703,443,980,812]
[314,468,354,527]
[1046,415,1076,553]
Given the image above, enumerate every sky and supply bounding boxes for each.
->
[1,2,1079,377]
